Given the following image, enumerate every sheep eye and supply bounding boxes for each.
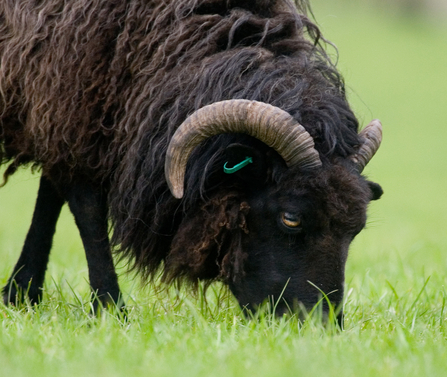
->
[281,212,301,228]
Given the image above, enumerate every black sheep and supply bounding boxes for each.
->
[0,0,382,321]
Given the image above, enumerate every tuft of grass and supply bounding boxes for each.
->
[1,277,447,377]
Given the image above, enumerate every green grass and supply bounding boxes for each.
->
[2,2,447,376]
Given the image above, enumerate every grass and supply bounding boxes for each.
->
[1,1,447,376]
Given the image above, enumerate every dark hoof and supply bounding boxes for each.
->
[2,280,42,306]
[90,294,127,321]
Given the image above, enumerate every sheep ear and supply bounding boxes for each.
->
[224,144,268,187]
[367,181,383,201]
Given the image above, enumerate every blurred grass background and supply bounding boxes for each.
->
[1,1,447,376]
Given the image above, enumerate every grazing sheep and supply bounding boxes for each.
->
[1,0,382,321]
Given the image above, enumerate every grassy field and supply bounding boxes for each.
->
[1,1,447,376]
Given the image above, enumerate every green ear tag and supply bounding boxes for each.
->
[223,157,253,174]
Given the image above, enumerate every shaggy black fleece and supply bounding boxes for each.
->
[0,0,361,283]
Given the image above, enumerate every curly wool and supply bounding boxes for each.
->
[164,191,250,284]
[0,0,360,282]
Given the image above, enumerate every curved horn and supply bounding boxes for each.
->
[165,99,322,199]
[351,119,382,173]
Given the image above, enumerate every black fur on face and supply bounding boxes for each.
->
[228,166,371,316]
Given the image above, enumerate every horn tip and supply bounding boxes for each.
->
[170,185,183,199]
[369,119,382,129]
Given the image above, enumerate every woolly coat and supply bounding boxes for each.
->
[0,0,360,281]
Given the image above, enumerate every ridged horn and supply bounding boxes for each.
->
[165,99,322,199]
[351,119,382,172]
